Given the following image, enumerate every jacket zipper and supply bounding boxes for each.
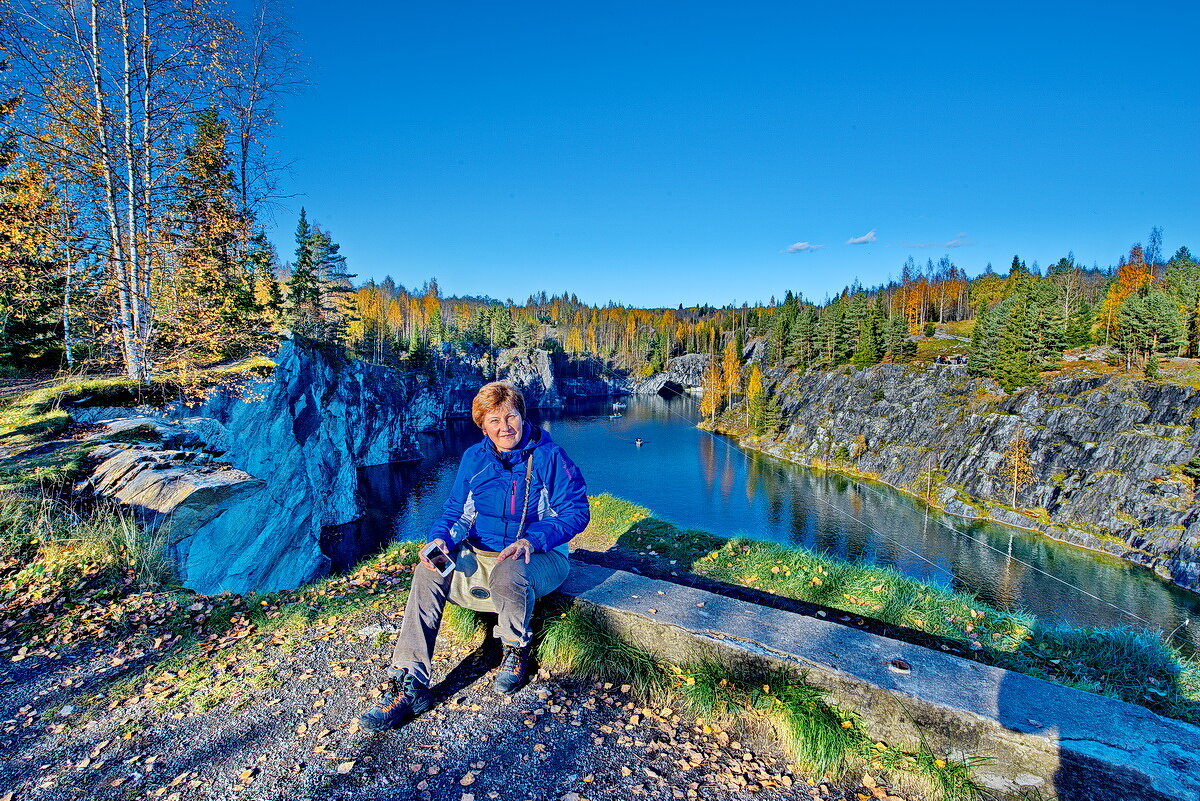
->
[510,478,517,516]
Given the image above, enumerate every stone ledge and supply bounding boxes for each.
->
[558,561,1200,801]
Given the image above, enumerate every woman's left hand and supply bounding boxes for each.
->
[497,538,533,563]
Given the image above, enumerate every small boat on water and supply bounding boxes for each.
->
[634,437,643,446]
[608,412,622,419]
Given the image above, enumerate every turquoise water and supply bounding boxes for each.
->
[365,394,1200,650]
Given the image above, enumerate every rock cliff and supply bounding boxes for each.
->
[718,364,1200,593]
[427,345,624,420]
[73,340,429,595]
[630,353,711,396]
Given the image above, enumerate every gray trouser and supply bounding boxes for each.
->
[388,546,571,686]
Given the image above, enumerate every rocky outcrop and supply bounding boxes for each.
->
[428,346,624,419]
[495,348,561,409]
[74,339,429,595]
[722,364,1200,593]
[630,353,711,396]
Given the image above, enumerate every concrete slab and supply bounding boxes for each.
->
[558,561,1200,801]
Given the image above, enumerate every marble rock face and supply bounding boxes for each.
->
[630,353,711,396]
[745,364,1200,593]
[76,339,427,595]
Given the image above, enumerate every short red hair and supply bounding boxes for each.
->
[471,381,526,428]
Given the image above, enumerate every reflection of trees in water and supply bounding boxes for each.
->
[698,434,715,493]
[754,457,1200,640]
[720,449,735,500]
[745,453,760,506]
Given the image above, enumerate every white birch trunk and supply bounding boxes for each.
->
[83,0,138,380]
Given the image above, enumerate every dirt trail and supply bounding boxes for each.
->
[0,591,869,801]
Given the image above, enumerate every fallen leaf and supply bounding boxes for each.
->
[336,761,355,774]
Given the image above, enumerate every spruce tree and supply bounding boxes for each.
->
[163,106,269,361]
[789,305,818,370]
[883,313,915,363]
[285,210,356,343]
[285,208,321,334]
[1065,302,1094,348]
[968,305,998,378]
[851,301,884,368]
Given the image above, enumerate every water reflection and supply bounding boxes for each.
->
[353,394,1200,651]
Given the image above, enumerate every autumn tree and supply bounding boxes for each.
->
[158,107,271,363]
[1099,245,1155,343]
[2,0,297,379]
[699,352,723,425]
[1003,432,1033,508]
[721,336,741,406]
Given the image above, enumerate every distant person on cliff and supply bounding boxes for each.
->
[360,381,590,731]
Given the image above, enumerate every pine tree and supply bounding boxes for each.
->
[284,209,356,343]
[789,305,818,370]
[851,301,883,368]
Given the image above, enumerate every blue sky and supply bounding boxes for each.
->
[266,1,1200,308]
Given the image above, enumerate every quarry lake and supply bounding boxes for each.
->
[350,394,1200,651]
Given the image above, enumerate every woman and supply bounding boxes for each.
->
[360,381,589,731]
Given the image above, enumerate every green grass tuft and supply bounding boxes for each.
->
[675,659,861,777]
[537,604,666,698]
[441,603,487,644]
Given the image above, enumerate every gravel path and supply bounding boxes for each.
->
[0,600,878,801]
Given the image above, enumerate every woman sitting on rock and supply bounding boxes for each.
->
[360,381,589,731]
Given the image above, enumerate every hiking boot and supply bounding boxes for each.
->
[358,670,433,732]
[494,643,530,694]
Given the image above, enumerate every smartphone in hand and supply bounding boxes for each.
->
[420,541,456,577]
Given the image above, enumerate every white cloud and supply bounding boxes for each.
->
[846,229,877,245]
[784,241,825,253]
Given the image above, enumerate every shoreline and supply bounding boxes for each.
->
[702,421,1198,597]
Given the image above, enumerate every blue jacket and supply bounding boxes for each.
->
[429,423,589,555]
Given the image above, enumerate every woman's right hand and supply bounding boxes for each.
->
[419,538,449,571]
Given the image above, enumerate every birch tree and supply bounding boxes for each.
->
[2,0,291,379]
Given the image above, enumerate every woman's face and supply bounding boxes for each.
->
[481,403,523,452]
